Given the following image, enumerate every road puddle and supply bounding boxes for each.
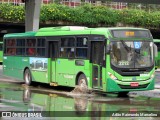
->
[0,82,160,119]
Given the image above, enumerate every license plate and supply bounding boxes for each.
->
[130,108,137,112]
[130,82,139,87]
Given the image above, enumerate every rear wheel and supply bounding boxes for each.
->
[24,69,32,85]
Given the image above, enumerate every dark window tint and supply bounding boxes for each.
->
[27,39,36,47]
[61,38,75,47]
[6,48,16,55]
[7,39,16,46]
[76,48,87,58]
[26,39,36,56]
[26,48,36,56]
[91,41,105,65]
[77,37,88,47]
[6,39,16,55]
[60,48,74,58]
[37,48,45,56]
[37,38,45,47]
[17,39,25,46]
[16,48,25,55]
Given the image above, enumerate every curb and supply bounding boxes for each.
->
[0,78,22,83]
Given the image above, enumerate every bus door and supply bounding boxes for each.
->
[49,41,58,83]
[91,41,105,89]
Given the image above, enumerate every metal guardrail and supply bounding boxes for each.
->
[0,0,127,9]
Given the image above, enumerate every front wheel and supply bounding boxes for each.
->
[118,91,129,97]
[77,74,88,93]
[24,69,32,85]
[78,74,88,87]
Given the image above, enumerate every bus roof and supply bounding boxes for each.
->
[4,31,36,38]
[35,26,148,36]
[3,26,149,38]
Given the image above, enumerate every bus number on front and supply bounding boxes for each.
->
[119,61,129,66]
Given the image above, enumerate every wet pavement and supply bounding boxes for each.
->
[0,65,160,119]
[0,82,160,120]
[155,71,160,89]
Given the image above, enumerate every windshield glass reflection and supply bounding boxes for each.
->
[110,41,154,68]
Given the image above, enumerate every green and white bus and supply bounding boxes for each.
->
[153,39,160,69]
[0,41,3,63]
[3,26,157,95]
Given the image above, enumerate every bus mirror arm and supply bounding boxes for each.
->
[154,44,158,57]
[106,44,110,54]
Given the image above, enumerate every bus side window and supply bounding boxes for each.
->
[26,39,36,56]
[37,38,46,57]
[7,48,16,55]
[6,39,16,55]
[60,48,66,57]
[76,37,88,58]
[68,48,74,58]
[76,48,87,58]
[60,37,75,58]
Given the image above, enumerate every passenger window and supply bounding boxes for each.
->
[37,38,46,57]
[61,38,75,47]
[76,48,87,58]
[37,38,45,47]
[7,39,16,46]
[60,37,75,58]
[60,48,74,58]
[17,39,25,46]
[26,39,36,56]
[77,37,88,47]
[37,48,45,56]
[16,48,25,55]
[6,39,16,55]
[76,37,88,58]
[27,39,36,47]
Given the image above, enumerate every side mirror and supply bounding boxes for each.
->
[106,44,111,54]
[154,44,158,57]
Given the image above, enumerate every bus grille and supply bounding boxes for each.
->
[118,84,149,89]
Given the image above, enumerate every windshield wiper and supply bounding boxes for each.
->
[120,40,131,52]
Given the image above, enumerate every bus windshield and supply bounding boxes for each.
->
[110,41,154,68]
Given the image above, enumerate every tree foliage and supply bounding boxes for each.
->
[0,3,160,28]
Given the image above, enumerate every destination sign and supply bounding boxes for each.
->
[111,30,151,38]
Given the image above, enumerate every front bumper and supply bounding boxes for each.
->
[106,78,155,92]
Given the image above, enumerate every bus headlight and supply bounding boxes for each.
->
[150,73,155,79]
[108,72,117,80]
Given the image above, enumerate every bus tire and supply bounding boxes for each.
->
[24,69,32,85]
[77,74,88,93]
[118,91,129,97]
